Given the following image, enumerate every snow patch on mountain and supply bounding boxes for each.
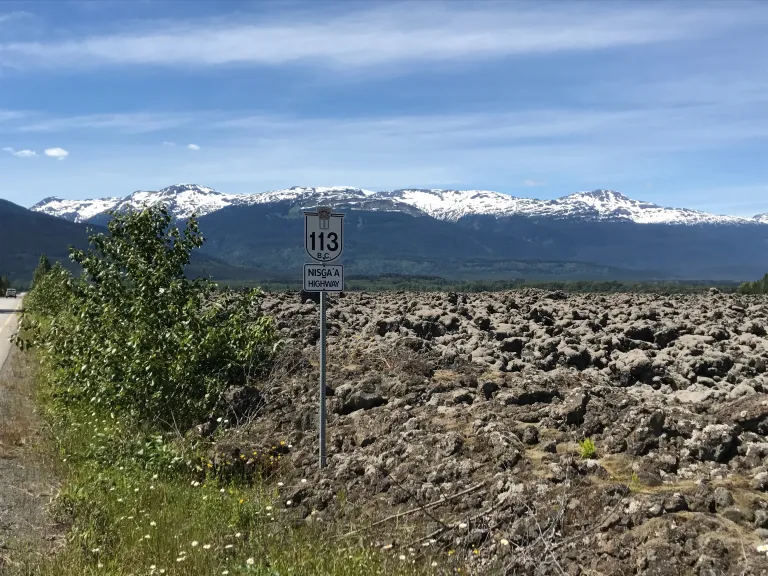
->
[31,196,122,222]
[114,184,243,219]
[29,184,766,227]
[243,186,377,207]
[380,188,755,225]
[549,190,751,225]
[381,189,543,221]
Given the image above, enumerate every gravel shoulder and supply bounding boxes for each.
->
[0,311,61,569]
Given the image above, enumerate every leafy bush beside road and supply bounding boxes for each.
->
[19,206,278,429]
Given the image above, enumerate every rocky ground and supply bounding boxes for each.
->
[211,289,768,575]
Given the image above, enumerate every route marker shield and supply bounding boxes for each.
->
[304,207,344,263]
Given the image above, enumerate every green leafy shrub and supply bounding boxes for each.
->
[31,253,53,290]
[739,273,768,294]
[22,206,278,429]
[578,438,597,459]
[24,261,74,316]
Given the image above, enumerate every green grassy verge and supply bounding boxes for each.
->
[9,375,441,576]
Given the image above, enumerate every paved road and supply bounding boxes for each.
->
[0,295,22,370]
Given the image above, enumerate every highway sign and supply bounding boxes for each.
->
[302,206,345,470]
[304,207,344,263]
[303,264,344,292]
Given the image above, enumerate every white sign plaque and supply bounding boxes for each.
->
[303,264,344,292]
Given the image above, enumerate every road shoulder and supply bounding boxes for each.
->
[0,335,62,569]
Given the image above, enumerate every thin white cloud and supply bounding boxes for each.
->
[206,104,768,151]
[0,11,32,25]
[44,147,69,159]
[1,146,36,157]
[17,112,193,134]
[4,87,767,154]
[523,179,546,187]
[0,110,26,123]
[162,141,176,146]
[0,3,757,70]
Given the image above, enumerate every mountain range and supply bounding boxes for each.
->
[5,184,767,283]
[31,184,768,226]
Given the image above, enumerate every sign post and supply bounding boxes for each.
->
[319,290,327,468]
[303,207,344,469]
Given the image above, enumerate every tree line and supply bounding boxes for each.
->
[739,273,768,294]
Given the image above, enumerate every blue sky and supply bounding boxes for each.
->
[0,0,767,216]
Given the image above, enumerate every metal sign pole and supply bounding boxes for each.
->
[319,289,327,469]
[303,205,343,470]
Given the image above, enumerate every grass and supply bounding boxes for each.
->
[4,366,450,576]
[577,438,597,460]
[22,464,419,576]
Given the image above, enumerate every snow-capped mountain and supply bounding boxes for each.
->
[111,184,242,220]
[33,184,247,222]
[30,184,768,226]
[32,195,123,222]
[30,185,381,223]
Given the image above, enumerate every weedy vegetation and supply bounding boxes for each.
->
[7,206,439,576]
[577,438,597,460]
